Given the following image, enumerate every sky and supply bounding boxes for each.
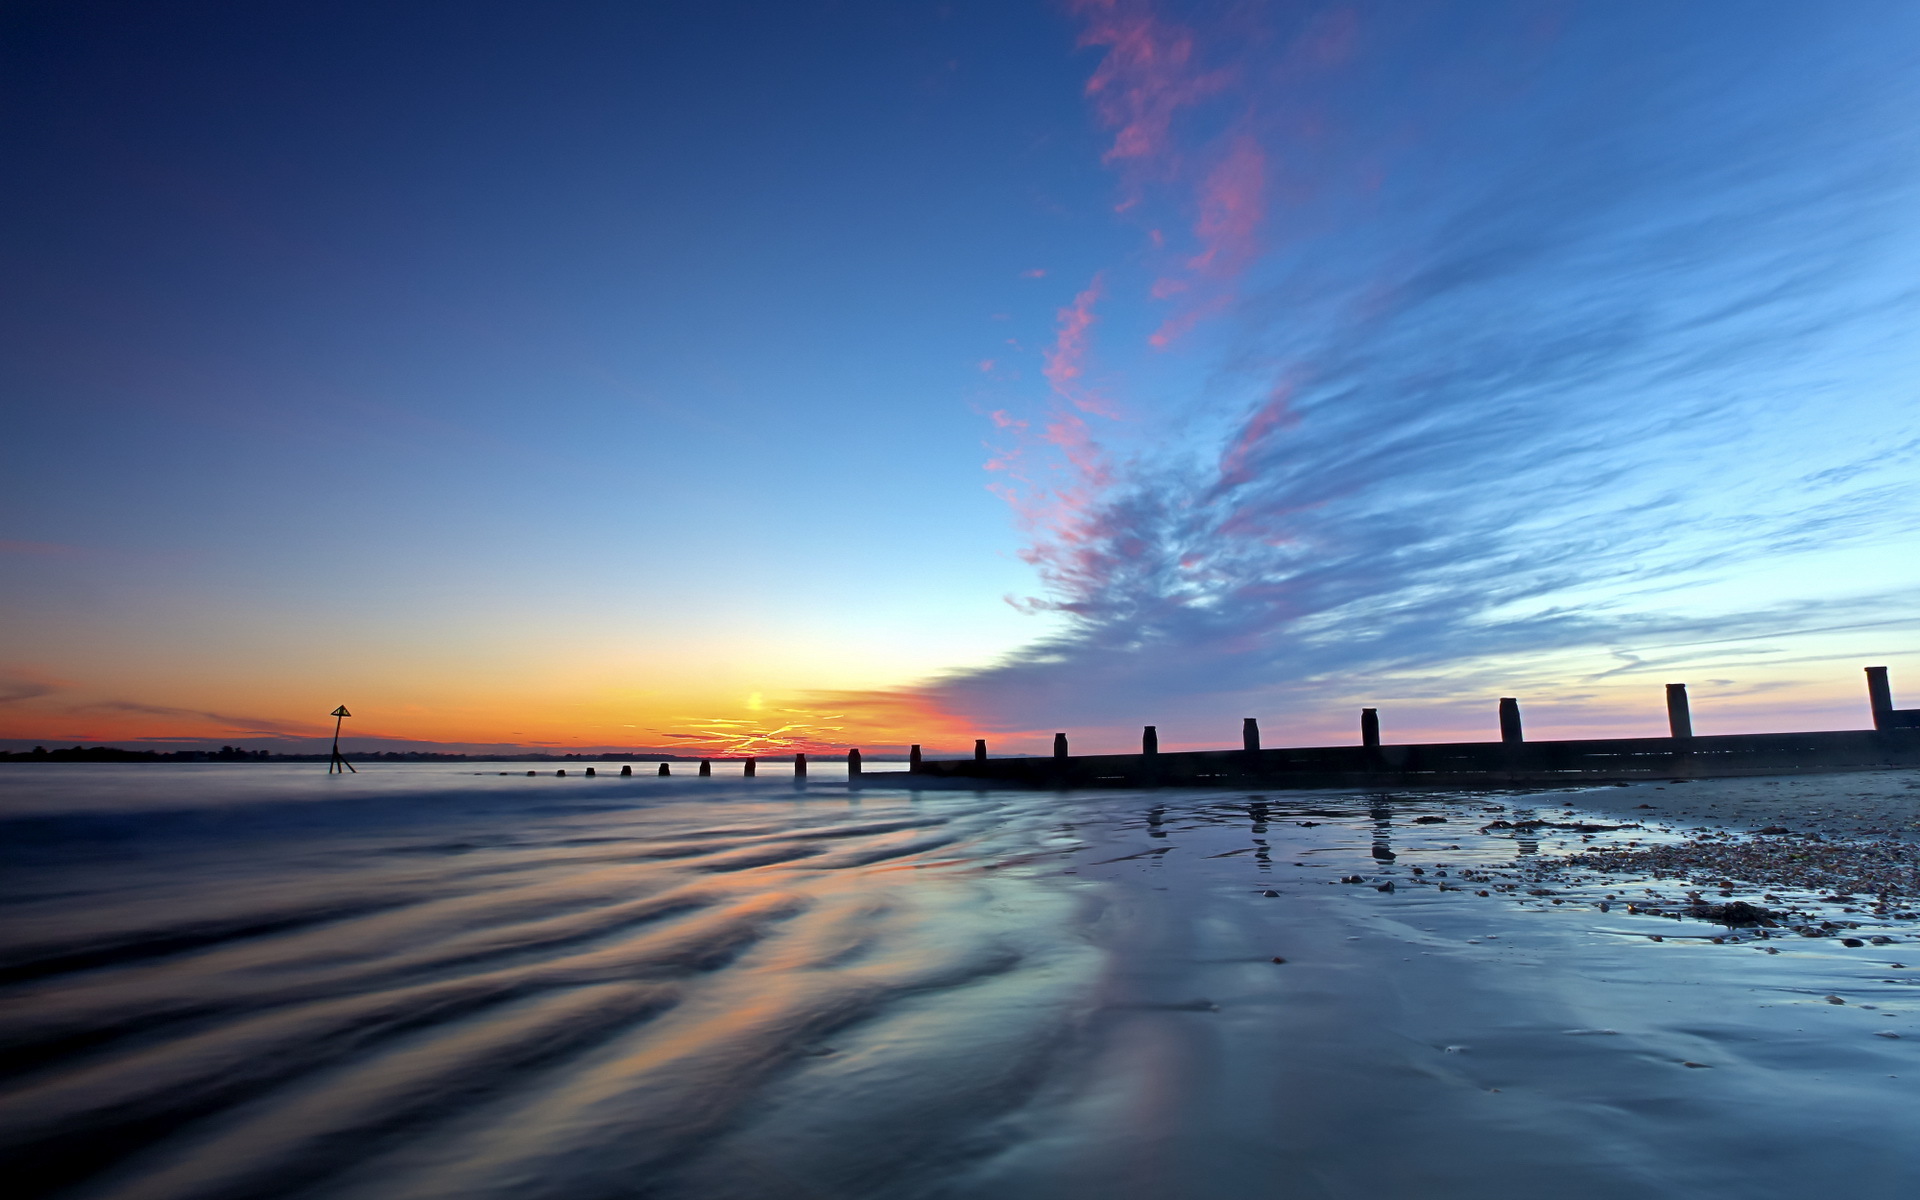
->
[2,0,1917,757]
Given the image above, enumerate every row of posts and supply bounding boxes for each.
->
[554,667,1902,776]
[952,672,1913,762]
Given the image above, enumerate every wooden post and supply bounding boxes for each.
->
[794,753,807,778]
[1361,708,1380,748]
[1242,718,1260,752]
[1142,725,1158,755]
[698,759,712,777]
[909,744,922,771]
[620,764,632,776]
[556,769,566,777]
[1666,683,1693,739]
[848,748,862,776]
[585,767,596,777]
[744,757,756,777]
[1867,666,1895,730]
[1053,733,1068,760]
[1499,698,1523,744]
[974,738,987,762]
[657,762,670,776]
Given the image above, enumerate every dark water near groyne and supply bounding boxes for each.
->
[3,765,1918,1199]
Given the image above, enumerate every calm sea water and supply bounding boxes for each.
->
[3,765,1917,1199]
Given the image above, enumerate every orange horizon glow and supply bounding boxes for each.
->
[2,655,1910,761]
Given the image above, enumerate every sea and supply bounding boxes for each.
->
[3,763,1917,1199]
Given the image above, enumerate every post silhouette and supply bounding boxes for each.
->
[698,759,712,776]
[1868,666,1895,730]
[1499,698,1524,744]
[326,706,356,774]
[1666,684,1693,739]
[658,762,670,776]
[908,744,922,771]
[848,748,862,777]
[620,764,632,776]
[585,767,595,777]
[794,753,807,778]
[900,665,1920,787]
[744,757,756,777]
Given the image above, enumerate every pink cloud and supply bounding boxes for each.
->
[1187,136,1266,276]
[1021,267,1048,278]
[1071,0,1231,168]
[1149,136,1267,348]
[1041,276,1121,418]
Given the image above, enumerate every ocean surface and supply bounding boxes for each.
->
[3,764,1918,1199]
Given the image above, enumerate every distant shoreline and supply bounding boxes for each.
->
[0,746,911,764]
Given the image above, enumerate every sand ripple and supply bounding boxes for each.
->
[0,777,1100,1199]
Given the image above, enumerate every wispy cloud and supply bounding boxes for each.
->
[65,699,321,736]
[0,669,64,705]
[936,3,1920,739]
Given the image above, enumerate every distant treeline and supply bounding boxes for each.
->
[0,745,717,763]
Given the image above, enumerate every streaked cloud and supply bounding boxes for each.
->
[932,1,1920,742]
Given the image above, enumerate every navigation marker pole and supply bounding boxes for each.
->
[328,706,357,774]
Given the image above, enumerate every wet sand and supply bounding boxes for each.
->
[1556,768,1920,837]
[1,765,1917,1198]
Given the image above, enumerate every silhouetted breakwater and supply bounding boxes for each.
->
[906,666,1920,789]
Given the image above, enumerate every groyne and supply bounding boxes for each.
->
[904,666,1920,789]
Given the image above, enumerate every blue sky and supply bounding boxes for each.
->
[2,1,1916,753]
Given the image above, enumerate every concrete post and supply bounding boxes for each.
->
[1243,718,1260,753]
[1361,708,1380,748]
[743,758,756,777]
[793,753,807,778]
[1499,698,1524,744]
[698,759,712,777]
[657,763,670,776]
[1142,725,1158,755]
[620,764,632,776]
[1867,666,1894,730]
[585,767,596,777]
[1666,684,1693,739]
[848,748,862,776]
[974,739,987,763]
[908,744,922,771]
[1053,733,1068,760]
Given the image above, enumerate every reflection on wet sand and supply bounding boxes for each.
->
[2,767,1918,1199]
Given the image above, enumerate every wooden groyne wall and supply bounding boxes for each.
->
[901,666,1920,790]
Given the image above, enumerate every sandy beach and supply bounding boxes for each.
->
[2,764,1917,1199]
